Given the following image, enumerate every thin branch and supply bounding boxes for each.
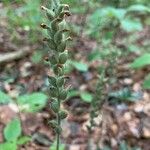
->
[0,46,31,64]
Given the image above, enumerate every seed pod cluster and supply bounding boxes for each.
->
[41,0,71,137]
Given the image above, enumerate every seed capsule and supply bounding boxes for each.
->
[51,100,59,113]
[51,18,62,32]
[41,6,54,20]
[59,110,68,119]
[57,40,66,52]
[57,37,72,52]
[57,77,64,87]
[48,120,57,128]
[49,86,58,98]
[49,55,58,65]
[53,66,64,76]
[54,126,62,134]
[59,89,67,100]
[54,29,69,44]
[59,51,68,64]
[48,76,57,87]
[47,29,54,39]
[57,4,69,15]
[46,38,56,50]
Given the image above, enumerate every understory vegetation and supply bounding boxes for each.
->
[0,0,149,150]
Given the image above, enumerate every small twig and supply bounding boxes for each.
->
[0,46,31,64]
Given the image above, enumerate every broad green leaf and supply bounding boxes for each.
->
[109,88,131,100]
[128,5,150,13]
[121,18,143,32]
[88,50,101,61]
[88,9,101,27]
[0,141,17,150]
[17,136,31,145]
[88,7,126,28]
[71,61,88,72]
[109,88,142,102]
[100,7,126,20]
[80,92,93,103]
[0,91,11,104]
[17,92,48,112]
[127,45,140,52]
[68,90,80,98]
[143,74,150,89]
[4,118,21,142]
[130,53,150,68]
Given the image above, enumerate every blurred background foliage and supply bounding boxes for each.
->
[0,0,150,120]
[0,0,150,149]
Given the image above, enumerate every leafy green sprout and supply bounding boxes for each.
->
[0,118,31,150]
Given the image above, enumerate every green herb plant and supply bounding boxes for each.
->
[86,67,106,150]
[41,0,71,150]
[0,118,31,150]
[130,53,150,89]
[87,69,105,129]
[86,46,120,149]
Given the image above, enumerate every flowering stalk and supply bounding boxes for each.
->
[41,0,71,149]
[87,68,105,133]
[86,68,106,150]
[87,47,120,149]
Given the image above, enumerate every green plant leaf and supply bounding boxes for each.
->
[100,7,126,20]
[109,88,142,103]
[17,136,31,145]
[143,74,150,89]
[0,91,11,104]
[17,92,48,112]
[88,49,101,61]
[68,90,80,98]
[128,4,150,13]
[121,18,143,32]
[4,118,21,142]
[87,7,126,38]
[0,141,17,150]
[80,92,93,103]
[71,61,88,72]
[130,53,150,68]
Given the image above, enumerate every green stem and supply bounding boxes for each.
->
[56,75,61,150]
[56,113,60,150]
[56,100,60,150]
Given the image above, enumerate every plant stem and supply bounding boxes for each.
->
[56,97,60,150]
[56,72,61,150]
[56,117,60,150]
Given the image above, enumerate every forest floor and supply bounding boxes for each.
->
[0,2,150,150]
